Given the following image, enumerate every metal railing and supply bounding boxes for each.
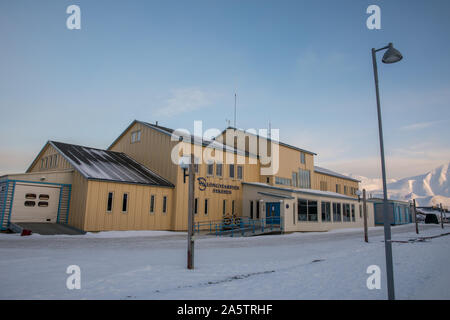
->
[194,216,283,237]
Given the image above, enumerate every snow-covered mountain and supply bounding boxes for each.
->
[348,162,450,208]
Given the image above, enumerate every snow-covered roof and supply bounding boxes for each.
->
[220,127,317,155]
[243,182,358,201]
[50,141,174,187]
[314,166,360,183]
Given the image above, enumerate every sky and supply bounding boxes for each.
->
[1,0,449,179]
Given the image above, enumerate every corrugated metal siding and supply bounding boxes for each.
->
[0,181,15,230]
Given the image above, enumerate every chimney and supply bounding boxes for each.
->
[155,121,159,126]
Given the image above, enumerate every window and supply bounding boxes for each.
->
[107,192,114,212]
[292,172,298,187]
[298,169,311,189]
[131,130,141,143]
[207,162,214,176]
[150,195,155,214]
[45,157,48,169]
[275,177,292,186]
[122,193,128,213]
[256,201,260,219]
[320,181,327,191]
[266,177,270,184]
[344,186,348,195]
[298,199,318,222]
[162,196,167,214]
[333,203,341,222]
[300,152,305,164]
[359,204,363,218]
[204,199,208,215]
[216,163,223,177]
[249,201,254,219]
[336,184,341,193]
[232,200,235,215]
[41,159,44,168]
[222,199,226,216]
[49,156,53,168]
[343,204,351,222]
[229,164,235,178]
[53,154,58,167]
[321,201,331,222]
[237,165,243,180]
[351,204,355,222]
[194,198,198,215]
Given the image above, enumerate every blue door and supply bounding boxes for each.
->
[266,202,280,224]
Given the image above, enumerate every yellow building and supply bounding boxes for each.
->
[0,120,374,233]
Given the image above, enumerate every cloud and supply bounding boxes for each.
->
[155,88,214,117]
[399,120,447,131]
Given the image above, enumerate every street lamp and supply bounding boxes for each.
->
[371,42,403,300]
[180,154,195,269]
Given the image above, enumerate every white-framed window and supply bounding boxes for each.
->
[216,163,223,177]
[275,177,292,186]
[122,193,129,213]
[229,164,235,179]
[131,130,141,143]
[150,195,155,214]
[321,201,331,222]
[300,152,306,164]
[298,199,318,222]
[207,162,214,176]
[333,203,342,222]
[343,203,351,222]
[292,172,298,187]
[237,165,243,180]
[298,169,311,189]
[106,192,114,212]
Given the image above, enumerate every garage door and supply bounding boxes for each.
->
[11,183,61,223]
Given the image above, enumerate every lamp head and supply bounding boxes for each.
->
[382,43,403,64]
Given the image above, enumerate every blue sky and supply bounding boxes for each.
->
[1,0,449,178]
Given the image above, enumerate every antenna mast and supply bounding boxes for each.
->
[234,93,237,129]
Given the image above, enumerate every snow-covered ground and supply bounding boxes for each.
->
[0,224,449,300]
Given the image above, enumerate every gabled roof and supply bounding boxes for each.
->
[49,141,174,187]
[314,166,360,183]
[108,120,257,158]
[219,127,317,155]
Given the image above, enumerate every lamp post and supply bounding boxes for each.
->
[180,154,195,269]
[371,42,403,300]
